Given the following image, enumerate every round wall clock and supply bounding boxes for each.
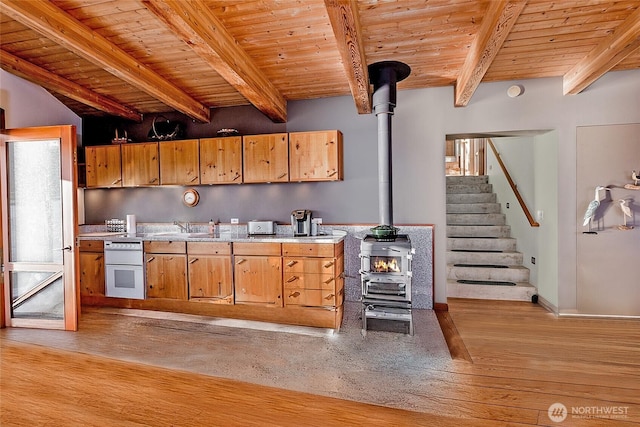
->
[182,189,199,207]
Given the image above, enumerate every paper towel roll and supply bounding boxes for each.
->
[126,214,137,234]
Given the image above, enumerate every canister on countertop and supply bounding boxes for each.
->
[126,214,137,234]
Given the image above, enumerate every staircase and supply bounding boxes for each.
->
[446,175,536,301]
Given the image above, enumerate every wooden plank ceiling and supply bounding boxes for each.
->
[1,0,639,123]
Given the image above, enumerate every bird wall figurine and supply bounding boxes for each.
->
[582,186,611,234]
[624,170,640,190]
[617,199,633,230]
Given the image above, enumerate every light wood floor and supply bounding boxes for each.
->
[1,298,638,426]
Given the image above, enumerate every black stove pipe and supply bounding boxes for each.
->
[368,61,411,227]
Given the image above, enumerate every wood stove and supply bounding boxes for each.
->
[359,60,414,335]
[360,234,414,335]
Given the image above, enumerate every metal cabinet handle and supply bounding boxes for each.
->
[189,258,198,264]
[324,277,334,285]
[324,294,335,300]
[189,176,198,182]
[147,256,155,263]
[236,258,246,265]
[327,171,337,177]
[289,291,300,298]
[277,172,287,179]
[323,261,334,268]
[149,177,158,183]
[286,275,299,283]
[286,260,298,267]
[112,178,122,185]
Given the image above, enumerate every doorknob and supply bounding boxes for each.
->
[58,246,72,251]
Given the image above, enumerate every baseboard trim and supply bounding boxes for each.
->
[536,295,558,315]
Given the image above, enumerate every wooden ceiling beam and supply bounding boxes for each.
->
[324,0,371,114]
[142,0,287,123]
[455,1,527,107]
[0,0,210,123]
[0,50,142,122]
[563,7,640,95]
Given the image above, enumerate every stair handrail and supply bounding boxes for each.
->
[487,138,540,227]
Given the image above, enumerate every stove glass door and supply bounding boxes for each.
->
[371,255,402,273]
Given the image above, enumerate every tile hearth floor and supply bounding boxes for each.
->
[1,302,452,412]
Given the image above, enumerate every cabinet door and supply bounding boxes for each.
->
[85,145,122,187]
[146,254,187,299]
[243,133,289,183]
[200,137,242,184]
[122,142,159,186]
[234,256,282,305]
[289,130,343,182]
[159,139,200,185]
[79,251,105,296]
[188,255,233,302]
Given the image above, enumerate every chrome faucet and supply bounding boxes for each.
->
[173,221,191,233]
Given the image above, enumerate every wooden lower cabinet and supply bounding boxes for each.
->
[145,241,187,300]
[187,242,233,304]
[79,240,105,296]
[89,238,344,329]
[233,242,282,306]
[282,242,344,309]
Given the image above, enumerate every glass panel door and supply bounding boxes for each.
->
[1,126,78,330]
[8,139,64,320]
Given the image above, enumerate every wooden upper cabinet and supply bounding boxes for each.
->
[243,133,289,183]
[121,142,159,186]
[289,130,343,182]
[85,145,122,188]
[199,136,242,184]
[159,139,200,185]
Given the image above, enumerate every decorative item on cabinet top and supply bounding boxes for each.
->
[83,130,342,188]
[147,115,185,141]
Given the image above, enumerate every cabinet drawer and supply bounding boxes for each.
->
[144,240,186,254]
[187,241,231,255]
[284,273,336,290]
[78,239,104,252]
[233,242,281,256]
[284,289,337,307]
[283,257,336,275]
[282,242,340,257]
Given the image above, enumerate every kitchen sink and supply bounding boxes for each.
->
[140,232,214,239]
[186,233,215,238]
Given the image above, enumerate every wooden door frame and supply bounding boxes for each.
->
[0,125,79,331]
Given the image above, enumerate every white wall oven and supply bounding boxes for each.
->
[104,239,145,299]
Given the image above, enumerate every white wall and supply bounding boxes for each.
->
[487,136,540,292]
[289,70,640,310]
[533,131,559,308]
[0,70,82,132]
[575,124,639,316]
